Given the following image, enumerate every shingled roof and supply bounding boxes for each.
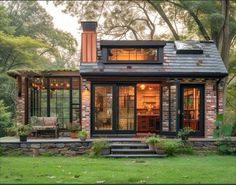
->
[80,40,228,78]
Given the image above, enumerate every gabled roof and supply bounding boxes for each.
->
[80,40,228,78]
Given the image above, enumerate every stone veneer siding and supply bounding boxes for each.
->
[81,79,91,137]
[0,141,91,156]
[16,76,27,125]
[1,139,235,156]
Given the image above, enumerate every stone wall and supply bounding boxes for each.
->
[16,76,26,125]
[0,141,91,156]
[81,79,91,137]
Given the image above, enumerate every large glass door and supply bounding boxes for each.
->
[117,85,135,132]
[180,85,204,136]
[93,85,113,131]
[92,84,135,135]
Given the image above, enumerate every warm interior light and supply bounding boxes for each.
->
[66,83,70,88]
[140,84,145,90]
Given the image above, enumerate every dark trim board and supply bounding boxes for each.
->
[80,72,228,78]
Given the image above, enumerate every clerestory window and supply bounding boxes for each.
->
[100,40,165,64]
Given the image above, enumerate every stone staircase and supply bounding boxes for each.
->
[105,139,167,158]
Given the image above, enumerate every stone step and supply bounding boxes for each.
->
[111,148,155,154]
[110,143,148,149]
[106,154,167,158]
[107,140,143,143]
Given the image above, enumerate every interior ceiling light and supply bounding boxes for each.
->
[140,84,145,90]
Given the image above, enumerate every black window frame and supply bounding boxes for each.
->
[28,76,81,129]
[100,40,165,64]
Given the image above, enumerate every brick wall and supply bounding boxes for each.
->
[161,78,223,137]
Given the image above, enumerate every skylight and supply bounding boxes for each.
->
[174,41,203,54]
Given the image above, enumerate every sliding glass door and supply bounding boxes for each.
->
[92,84,135,135]
[94,85,113,131]
[118,85,135,131]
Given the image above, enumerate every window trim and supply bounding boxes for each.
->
[100,40,165,64]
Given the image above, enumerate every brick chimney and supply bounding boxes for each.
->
[81,21,97,63]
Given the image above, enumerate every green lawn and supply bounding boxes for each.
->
[0,155,235,184]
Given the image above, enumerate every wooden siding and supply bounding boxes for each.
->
[81,32,97,62]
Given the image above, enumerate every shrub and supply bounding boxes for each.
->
[16,124,31,136]
[78,130,88,139]
[145,135,161,145]
[212,113,235,155]
[159,139,182,156]
[0,100,12,137]
[177,127,194,143]
[90,140,110,156]
[6,125,17,136]
[217,138,236,155]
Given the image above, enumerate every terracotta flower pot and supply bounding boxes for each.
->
[70,131,78,139]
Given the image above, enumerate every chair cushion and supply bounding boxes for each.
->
[43,117,57,126]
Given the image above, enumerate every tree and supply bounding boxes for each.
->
[0,100,12,137]
[1,1,78,68]
[55,0,236,116]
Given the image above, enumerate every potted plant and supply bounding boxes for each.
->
[69,124,80,139]
[78,130,88,141]
[145,135,160,150]
[177,127,194,144]
[17,124,31,142]
[90,140,110,156]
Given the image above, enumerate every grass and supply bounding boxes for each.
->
[0,155,236,184]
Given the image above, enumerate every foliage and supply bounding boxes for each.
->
[177,127,194,143]
[68,122,80,132]
[90,140,110,156]
[145,135,161,145]
[159,139,182,156]
[6,125,17,136]
[0,74,16,116]
[0,100,12,137]
[213,113,235,155]
[213,113,233,138]
[78,130,88,139]
[16,124,31,136]
[217,137,236,155]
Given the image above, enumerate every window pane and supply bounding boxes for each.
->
[183,88,200,131]
[118,86,135,130]
[108,48,158,61]
[94,86,113,131]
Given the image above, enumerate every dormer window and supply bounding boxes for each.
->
[100,40,166,64]
[108,48,158,61]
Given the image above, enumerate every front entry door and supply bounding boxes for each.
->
[179,85,204,137]
[92,84,135,135]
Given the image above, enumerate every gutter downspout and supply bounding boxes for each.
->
[216,78,223,114]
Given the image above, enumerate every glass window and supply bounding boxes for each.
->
[183,88,200,131]
[94,86,113,131]
[28,77,81,129]
[118,86,135,130]
[137,84,160,132]
[108,48,158,61]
